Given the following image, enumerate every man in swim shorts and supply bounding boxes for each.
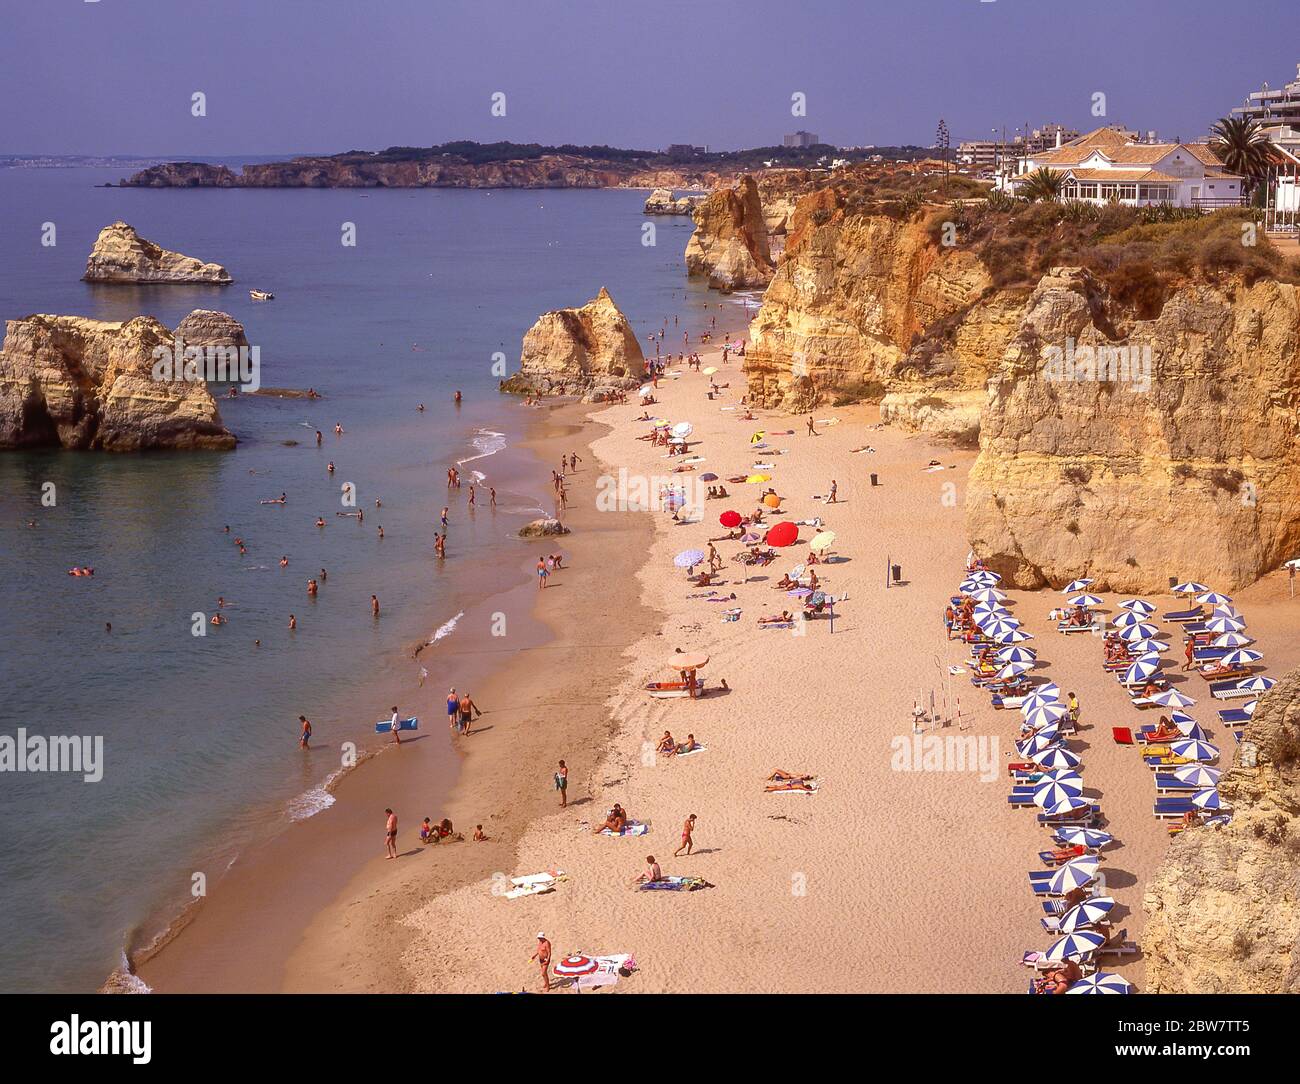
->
[384,808,398,859]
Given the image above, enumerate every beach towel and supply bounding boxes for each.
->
[639,876,712,892]
[599,821,649,837]
[503,881,555,900]
[675,744,707,757]
[575,954,636,990]
[948,665,967,675]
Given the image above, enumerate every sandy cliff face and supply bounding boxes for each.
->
[0,315,235,450]
[501,288,645,398]
[83,222,232,284]
[744,192,1003,415]
[684,175,774,291]
[966,266,1300,592]
[1142,667,1300,992]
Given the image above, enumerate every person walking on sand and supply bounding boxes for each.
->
[827,479,838,504]
[384,808,398,859]
[806,415,818,437]
[489,487,496,507]
[457,691,481,735]
[555,759,569,807]
[537,557,549,589]
[1184,638,1195,671]
[531,933,552,992]
[389,705,402,744]
[674,813,697,857]
[446,687,459,731]
[299,715,312,749]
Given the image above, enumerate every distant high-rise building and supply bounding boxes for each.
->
[1231,61,1300,154]
[666,143,708,156]
[783,131,820,148]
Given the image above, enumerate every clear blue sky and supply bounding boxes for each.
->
[2,0,1295,156]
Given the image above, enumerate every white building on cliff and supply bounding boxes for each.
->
[1007,126,1244,209]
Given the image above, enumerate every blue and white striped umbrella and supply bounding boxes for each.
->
[1170,719,1208,740]
[1055,828,1112,848]
[997,661,1033,680]
[997,645,1037,664]
[1025,722,1061,741]
[1170,739,1218,762]
[1017,733,1060,758]
[1022,702,1069,728]
[1118,622,1160,641]
[964,570,1001,586]
[1032,745,1082,770]
[1192,788,1226,810]
[1172,763,1220,787]
[1122,657,1161,684]
[1044,929,1106,961]
[1128,638,1169,654]
[1069,594,1103,607]
[1196,591,1233,606]
[1172,582,1209,595]
[1242,699,1258,716]
[1034,779,1084,808]
[1022,683,1060,708]
[996,628,1034,644]
[1117,598,1155,615]
[1220,648,1262,666]
[1212,605,1244,621]
[1066,972,1132,995]
[1062,579,1094,593]
[1043,795,1092,816]
[1213,632,1254,649]
[1150,688,1196,708]
[973,604,1010,623]
[1058,896,1116,933]
[978,617,1020,639]
[1047,857,1099,895]
[1206,616,1246,633]
[957,581,984,595]
[969,587,1006,604]
[1238,676,1275,692]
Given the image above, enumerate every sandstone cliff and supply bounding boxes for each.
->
[84,222,232,285]
[1142,666,1300,992]
[966,266,1300,592]
[175,309,248,349]
[684,175,774,291]
[0,315,235,450]
[501,288,644,398]
[644,188,700,215]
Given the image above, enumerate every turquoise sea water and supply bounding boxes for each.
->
[0,166,741,991]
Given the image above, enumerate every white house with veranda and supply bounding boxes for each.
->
[1006,126,1244,209]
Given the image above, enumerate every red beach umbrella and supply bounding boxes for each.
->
[719,510,742,528]
[554,954,600,976]
[766,521,799,548]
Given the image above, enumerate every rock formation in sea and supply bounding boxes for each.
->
[0,314,236,450]
[83,221,232,284]
[684,175,774,291]
[1142,666,1300,992]
[644,188,699,215]
[519,518,571,538]
[501,287,645,398]
[175,309,248,349]
[966,266,1300,592]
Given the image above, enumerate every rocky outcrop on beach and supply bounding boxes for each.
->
[879,390,985,447]
[744,191,1005,411]
[83,222,232,285]
[684,175,774,291]
[644,188,699,215]
[0,314,235,450]
[1142,667,1300,992]
[501,287,645,397]
[174,309,248,349]
[965,266,1300,592]
[519,518,570,538]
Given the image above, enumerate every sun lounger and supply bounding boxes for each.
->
[1210,680,1255,700]
[1112,727,1134,745]
[1153,774,1200,794]
[1192,646,1230,662]
[1153,797,1200,819]
[1217,707,1251,726]
[1057,622,1095,634]
[1038,845,1091,866]
[638,876,712,892]
[991,693,1030,709]
[1137,727,1184,744]
[1008,792,1038,808]
[1199,666,1249,682]
[1028,869,1098,897]
[1036,805,1101,827]
[1163,607,1203,622]
[1182,622,1211,636]
[1094,928,1137,958]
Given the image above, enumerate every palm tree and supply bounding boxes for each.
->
[1209,116,1271,199]
[1019,167,1065,203]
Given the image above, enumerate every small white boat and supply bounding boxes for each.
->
[249,289,274,301]
[645,679,705,699]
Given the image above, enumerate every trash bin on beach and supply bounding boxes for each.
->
[870,473,879,487]
[891,564,902,584]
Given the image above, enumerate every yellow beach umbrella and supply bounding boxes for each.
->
[702,366,718,375]
[744,474,771,484]
[749,431,765,444]
[810,530,837,552]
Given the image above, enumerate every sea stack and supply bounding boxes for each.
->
[502,287,644,398]
[684,174,773,291]
[0,314,236,450]
[83,221,232,284]
[175,309,249,349]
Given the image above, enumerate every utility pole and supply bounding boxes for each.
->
[936,118,950,194]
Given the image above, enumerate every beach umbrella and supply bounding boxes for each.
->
[1212,604,1243,619]
[765,521,799,548]
[998,661,1033,681]
[638,385,654,397]
[1220,649,1262,666]
[997,646,1037,664]
[1069,594,1103,607]
[969,587,1006,604]
[1196,591,1233,606]
[1170,718,1207,740]
[741,531,762,545]
[719,510,742,528]
[1117,598,1155,615]
[1043,795,1092,817]
[1172,582,1209,595]
[1121,657,1160,684]
[1054,828,1112,849]
[1112,610,1148,628]
[1066,972,1132,995]
[997,628,1033,643]
[1023,682,1060,705]
[1034,779,1084,808]
[1118,622,1159,642]
[673,548,706,570]
[1149,689,1196,709]
[1032,746,1082,771]
[788,563,807,579]
[972,605,1011,625]
[700,472,719,483]
[744,474,770,484]
[749,431,765,444]
[787,587,813,598]
[1022,702,1069,729]
[1206,616,1246,634]
[965,571,1001,586]
[1170,739,1218,762]
[1172,763,1220,787]
[1242,699,1258,716]
[1057,897,1117,934]
[1212,632,1253,648]
[553,954,600,977]
[1062,579,1094,593]
[1025,722,1061,742]
[702,366,718,375]
[979,618,1021,640]
[809,530,837,553]
[1017,733,1060,758]
[673,652,709,671]
[1238,676,1275,692]
[671,421,693,439]
[762,493,781,509]
[1192,788,1225,811]
[1047,857,1099,896]
[1128,638,1169,654]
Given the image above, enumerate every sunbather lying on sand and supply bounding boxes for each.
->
[759,611,794,625]
[768,770,814,783]
[1034,959,1082,994]
[766,779,817,793]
